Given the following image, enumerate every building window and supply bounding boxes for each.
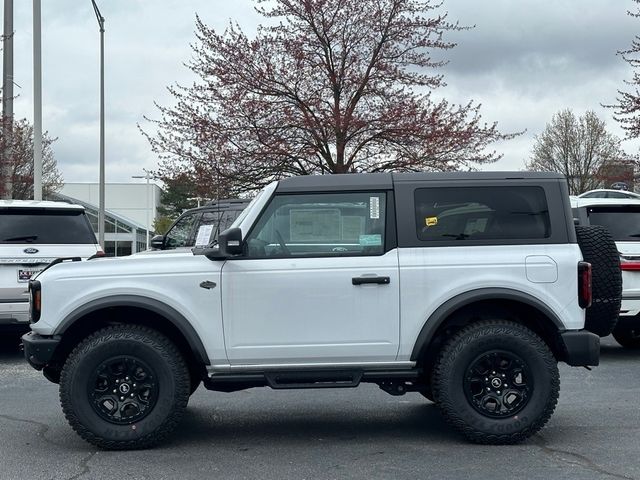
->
[116,241,132,256]
[104,241,116,257]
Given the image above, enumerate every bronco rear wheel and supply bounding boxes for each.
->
[431,320,559,444]
[59,325,190,450]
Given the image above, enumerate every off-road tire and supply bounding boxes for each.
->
[59,325,190,450]
[431,320,559,444]
[612,324,640,349]
[575,225,622,337]
[190,378,202,395]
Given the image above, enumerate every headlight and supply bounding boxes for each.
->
[29,280,41,323]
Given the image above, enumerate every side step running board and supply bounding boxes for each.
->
[265,370,363,389]
[203,368,422,393]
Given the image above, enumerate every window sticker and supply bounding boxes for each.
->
[195,224,214,246]
[370,197,380,219]
[342,216,365,242]
[425,216,438,227]
[290,209,340,242]
[359,234,382,246]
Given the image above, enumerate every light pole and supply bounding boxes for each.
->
[132,170,152,250]
[2,0,14,199]
[33,0,42,200]
[91,0,105,248]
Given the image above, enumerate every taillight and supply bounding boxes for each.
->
[96,249,106,257]
[620,255,640,271]
[578,261,592,309]
[29,280,42,323]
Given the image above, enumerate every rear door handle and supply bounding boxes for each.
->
[352,276,391,286]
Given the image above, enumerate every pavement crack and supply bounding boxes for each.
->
[0,413,97,480]
[65,451,97,480]
[535,434,636,480]
[0,413,55,446]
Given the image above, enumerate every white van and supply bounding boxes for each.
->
[0,200,101,332]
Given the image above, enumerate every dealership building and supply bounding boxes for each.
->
[51,182,163,257]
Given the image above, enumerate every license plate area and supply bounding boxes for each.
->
[18,269,43,283]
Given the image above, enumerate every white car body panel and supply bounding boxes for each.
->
[221,250,400,364]
[397,244,584,360]
[31,254,228,363]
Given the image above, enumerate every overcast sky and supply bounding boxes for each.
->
[2,0,639,185]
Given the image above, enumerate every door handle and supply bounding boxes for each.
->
[352,276,391,286]
[199,280,217,289]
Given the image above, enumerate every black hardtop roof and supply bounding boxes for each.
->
[275,171,566,192]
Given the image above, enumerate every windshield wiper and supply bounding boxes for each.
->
[3,235,38,242]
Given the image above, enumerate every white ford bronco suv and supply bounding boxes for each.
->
[23,172,604,449]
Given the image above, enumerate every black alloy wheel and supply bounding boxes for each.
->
[463,350,532,418]
[89,356,159,425]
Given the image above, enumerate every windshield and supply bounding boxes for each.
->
[588,207,640,241]
[0,209,97,244]
[229,190,264,230]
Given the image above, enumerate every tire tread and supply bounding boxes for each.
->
[431,320,560,445]
[59,325,190,450]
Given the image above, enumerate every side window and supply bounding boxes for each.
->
[414,186,550,242]
[165,213,200,249]
[218,210,242,235]
[246,192,387,258]
[194,211,222,246]
[607,191,628,199]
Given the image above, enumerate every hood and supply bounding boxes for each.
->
[36,250,215,283]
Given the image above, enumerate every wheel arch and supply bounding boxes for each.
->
[411,288,566,364]
[47,295,209,381]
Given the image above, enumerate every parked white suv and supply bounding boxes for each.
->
[0,200,101,333]
[572,197,640,348]
[23,173,608,449]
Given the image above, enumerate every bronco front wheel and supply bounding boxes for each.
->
[59,325,190,450]
[431,320,559,444]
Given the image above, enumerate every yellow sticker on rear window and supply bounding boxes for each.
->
[425,217,438,227]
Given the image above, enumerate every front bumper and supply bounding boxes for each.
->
[560,330,600,367]
[21,331,61,370]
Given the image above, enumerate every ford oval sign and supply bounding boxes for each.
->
[23,248,39,254]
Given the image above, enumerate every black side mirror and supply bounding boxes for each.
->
[150,235,165,250]
[199,227,243,261]
[219,227,243,256]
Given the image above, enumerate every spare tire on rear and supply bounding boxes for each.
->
[575,225,622,337]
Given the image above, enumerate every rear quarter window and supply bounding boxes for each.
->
[414,186,551,242]
[587,206,640,241]
[0,209,96,244]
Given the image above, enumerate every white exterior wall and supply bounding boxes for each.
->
[62,183,162,230]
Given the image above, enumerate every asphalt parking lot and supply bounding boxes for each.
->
[0,335,638,480]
